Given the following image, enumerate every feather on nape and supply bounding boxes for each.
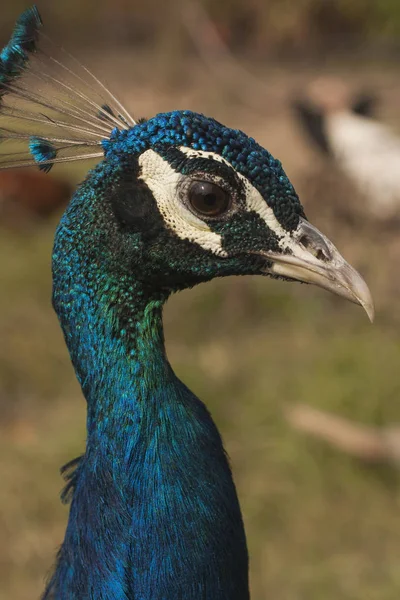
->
[0,5,135,172]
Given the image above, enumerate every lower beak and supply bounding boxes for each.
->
[265,218,374,322]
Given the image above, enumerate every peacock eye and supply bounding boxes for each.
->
[188,180,231,217]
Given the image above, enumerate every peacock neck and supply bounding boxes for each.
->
[76,286,170,442]
[47,183,249,600]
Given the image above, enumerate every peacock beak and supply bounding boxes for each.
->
[265,218,374,322]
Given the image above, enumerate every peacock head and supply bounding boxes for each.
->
[88,110,373,319]
[0,7,373,320]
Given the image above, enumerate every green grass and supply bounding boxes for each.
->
[1,219,400,600]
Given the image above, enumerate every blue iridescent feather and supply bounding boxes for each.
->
[0,6,41,99]
[29,137,57,172]
[9,5,42,52]
[0,6,116,171]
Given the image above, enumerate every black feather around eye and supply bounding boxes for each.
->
[112,183,153,227]
[109,162,163,239]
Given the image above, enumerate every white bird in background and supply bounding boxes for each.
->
[293,77,400,221]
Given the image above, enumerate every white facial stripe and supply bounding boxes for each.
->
[180,146,300,253]
[178,147,232,168]
[139,147,303,261]
[138,149,227,256]
[236,174,299,252]
[238,178,324,266]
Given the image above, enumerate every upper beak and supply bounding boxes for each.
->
[265,218,374,322]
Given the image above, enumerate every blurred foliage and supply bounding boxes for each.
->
[1,0,399,56]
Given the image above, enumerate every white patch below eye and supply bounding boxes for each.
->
[138,149,227,256]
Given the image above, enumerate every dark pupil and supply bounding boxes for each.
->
[189,181,230,216]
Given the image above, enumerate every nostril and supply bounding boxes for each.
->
[299,235,310,248]
[299,235,330,262]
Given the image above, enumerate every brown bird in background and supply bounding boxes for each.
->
[0,168,72,228]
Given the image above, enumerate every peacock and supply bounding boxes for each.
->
[1,8,374,600]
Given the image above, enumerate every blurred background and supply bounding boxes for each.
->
[1,1,400,599]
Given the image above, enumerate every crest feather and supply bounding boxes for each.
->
[0,5,135,172]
